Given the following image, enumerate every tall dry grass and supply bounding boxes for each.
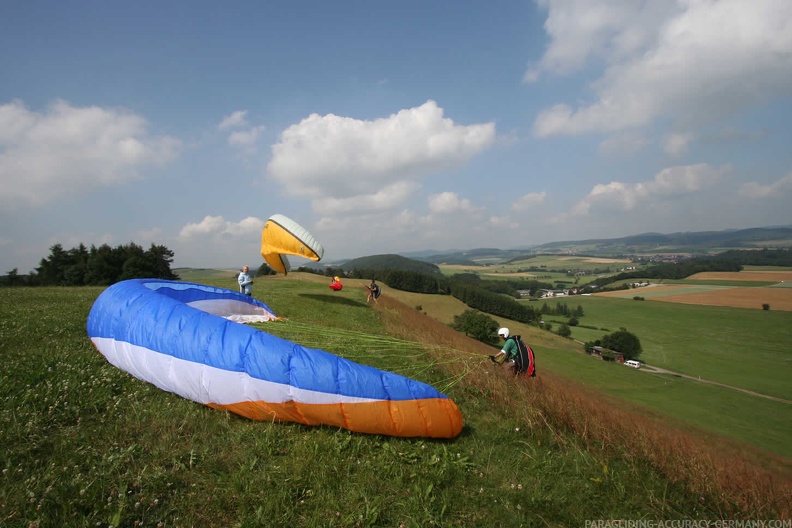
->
[377,295,792,518]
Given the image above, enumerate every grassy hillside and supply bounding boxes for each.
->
[339,254,442,275]
[383,278,792,460]
[1,274,790,526]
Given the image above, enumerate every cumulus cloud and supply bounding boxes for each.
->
[427,192,479,214]
[739,172,792,199]
[570,163,727,216]
[218,110,265,153]
[0,99,181,207]
[313,181,420,216]
[511,191,547,211]
[531,0,792,137]
[178,215,264,239]
[267,100,496,207]
[228,125,265,151]
[526,0,669,82]
[218,110,249,130]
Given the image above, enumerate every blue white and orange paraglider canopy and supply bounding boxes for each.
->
[87,279,463,438]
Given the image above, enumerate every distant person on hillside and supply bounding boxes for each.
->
[238,265,254,296]
[329,275,343,291]
[365,279,381,304]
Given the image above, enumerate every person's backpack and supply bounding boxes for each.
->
[510,335,536,377]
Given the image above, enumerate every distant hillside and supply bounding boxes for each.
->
[417,248,529,265]
[339,254,442,275]
[529,226,792,256]
[313,226,792,269]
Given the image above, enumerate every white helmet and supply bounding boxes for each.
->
[497,327,510,338]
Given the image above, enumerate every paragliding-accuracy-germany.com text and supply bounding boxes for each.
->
[584,520,792,528]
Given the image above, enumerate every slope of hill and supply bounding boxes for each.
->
[339,253,442,275]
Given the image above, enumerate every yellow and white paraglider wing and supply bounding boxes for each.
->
[260,214,325,275]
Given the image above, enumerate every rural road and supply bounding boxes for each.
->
[569,339,792,405]
[638,363,792,405]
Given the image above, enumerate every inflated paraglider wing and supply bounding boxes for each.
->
[260,214,324,275]
[86,279,463,438]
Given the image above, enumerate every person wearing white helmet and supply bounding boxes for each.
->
[489,327,516,366]
[490,327,537,377]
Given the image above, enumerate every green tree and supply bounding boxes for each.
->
[257,263,277,276]
[601,328,642,360]
[451,309,500,344]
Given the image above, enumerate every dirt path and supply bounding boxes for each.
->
[568,339,792,405]
[638,364,792,404]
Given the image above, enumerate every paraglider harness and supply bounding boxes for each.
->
[369,283,381,298]
[506,335,536,377]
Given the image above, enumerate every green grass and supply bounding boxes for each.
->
[391,273,792,460]
[535,343,792,459]
[539,296,792,401]
[1,275,790,526]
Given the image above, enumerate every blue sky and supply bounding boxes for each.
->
[2,0,791,274]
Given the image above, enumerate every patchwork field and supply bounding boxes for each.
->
[687,271,792,282]
[596,271,792,311]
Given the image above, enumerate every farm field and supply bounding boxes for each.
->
[438,255,636,285]
[595,269,792,311]
[553,295,792,400]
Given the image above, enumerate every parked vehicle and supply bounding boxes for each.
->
[624,360,641,369]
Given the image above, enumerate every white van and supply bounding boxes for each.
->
[624,360,641,369]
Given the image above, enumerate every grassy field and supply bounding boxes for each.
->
[373,272,792,460]
[2,275,791,526]
[437,254,637,287]
[547,296,792,402]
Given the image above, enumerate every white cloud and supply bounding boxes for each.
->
[313,181,420,215]
[228,125,265,151]
[531,0,792,137]
[178,215,264,239]
[511,191,547,211]
[267,100,496,207]
[218,110,249,130]
[570,163,727,216]
[0,99,181,207]
[739,172,792,199]
[526,0,668,82]
[663,132,695,158]
[598,132,649,157]
[488,215,520,229]
[427,191,479,214]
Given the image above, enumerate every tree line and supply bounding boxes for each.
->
[1,242,179,286]
[299,265,542,326]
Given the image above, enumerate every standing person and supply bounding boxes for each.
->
[366,279,381,304]
[238,265,254,296]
